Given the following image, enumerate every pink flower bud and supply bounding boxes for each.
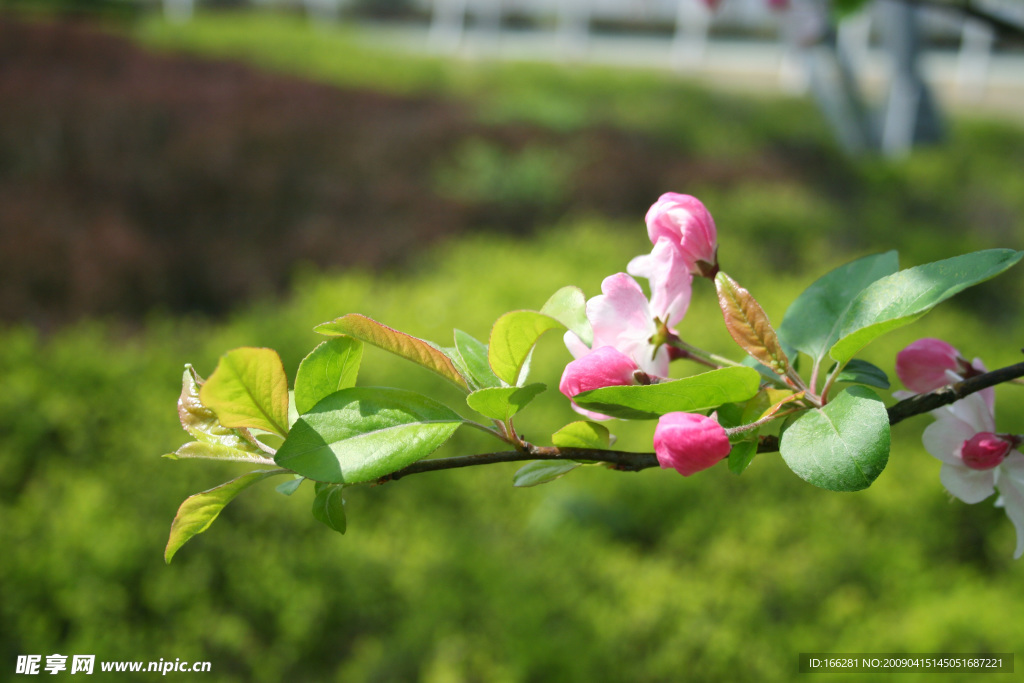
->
[895,338,967,394]
[960,432,1011,470]
[654,412,731,476]
[645,193,718,277]
[559,346,640,399]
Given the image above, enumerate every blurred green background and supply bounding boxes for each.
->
[2,9,1024,682]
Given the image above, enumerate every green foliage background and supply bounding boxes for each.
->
[3,11,1024,681]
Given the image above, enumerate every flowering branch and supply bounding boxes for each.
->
[887,357,1024,426]
[376,359,1024,483]
[161,190,1024,561]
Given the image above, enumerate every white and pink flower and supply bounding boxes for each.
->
[922,389,1024,558]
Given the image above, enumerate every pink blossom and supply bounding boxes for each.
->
[654,412,731,476]
[639,193,718,277]
[896,338,967,393]
[894,338,991,411]
[922,391,1024,558]
[559,346,641,398]
[565,267,689,378]
[961,432,1012,470]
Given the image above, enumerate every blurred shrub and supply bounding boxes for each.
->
[2,220,1024,682]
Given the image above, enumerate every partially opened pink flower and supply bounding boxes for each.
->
[897,338,969,393]
[559,346,641,399]
[559,345,642,421]
[564,266,689,379]
[637,193,718,277]
[922,391,1024,558]
[894,338,991,411]
[654,412,731,476]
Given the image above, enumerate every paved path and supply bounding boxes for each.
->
[357,22,1024,123]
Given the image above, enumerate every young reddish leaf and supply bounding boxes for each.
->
[715,272,790,375]
[316,314,469,391]
[199,348,290,438]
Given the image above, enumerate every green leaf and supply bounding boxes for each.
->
[778,251,899,363]
[315,314,469,391]
[466,383,546,421]
[829,249,1023,366]
[274,387,465,483]
[551,421,611,449]
[177,365,261,453]
[165,441,269,463]
[312,482,347,534]
[294,337,363,415]
[540,286,592,347]
[573,367,761,420]
[165,469,286,563]
[779,386,890,492]
[199,348,290,438]
[453,329,501,389]
[715,272,790,374]
[276,476,304,496]
[513,460,580,487]
[831,359,890,390]
[727,439,758,475]
[741,388,800,424]
[488,310,566,385]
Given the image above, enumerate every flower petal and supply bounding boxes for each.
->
[563,330,591,360]
[587,273,653,351]
[645,238,693,327]
[995,474,1024,559]
[939,463,995,504]
[922,415,977,465]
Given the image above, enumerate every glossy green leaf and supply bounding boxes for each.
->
[164,441,269,463]
[779,251,898,362]
[275,476,304,496]
[312,482,347,534]
[780,386,890,492]
[165,469,286,563]
[540,286,592,347]
[274,387,465,483]
[488,310,565,386]
[466,383,546,421]
[829,249,1023,366]
[177,365,262,453]
[551,421,611,449]
[831,359,890,390]
[513,460,580,487]
[453,329,501,389]
[715,272,790,374]
[199,348,290,438]
[315,314,469,391]
[572,366,761,420]
[294,337,363,415]
[728,439,758,475]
